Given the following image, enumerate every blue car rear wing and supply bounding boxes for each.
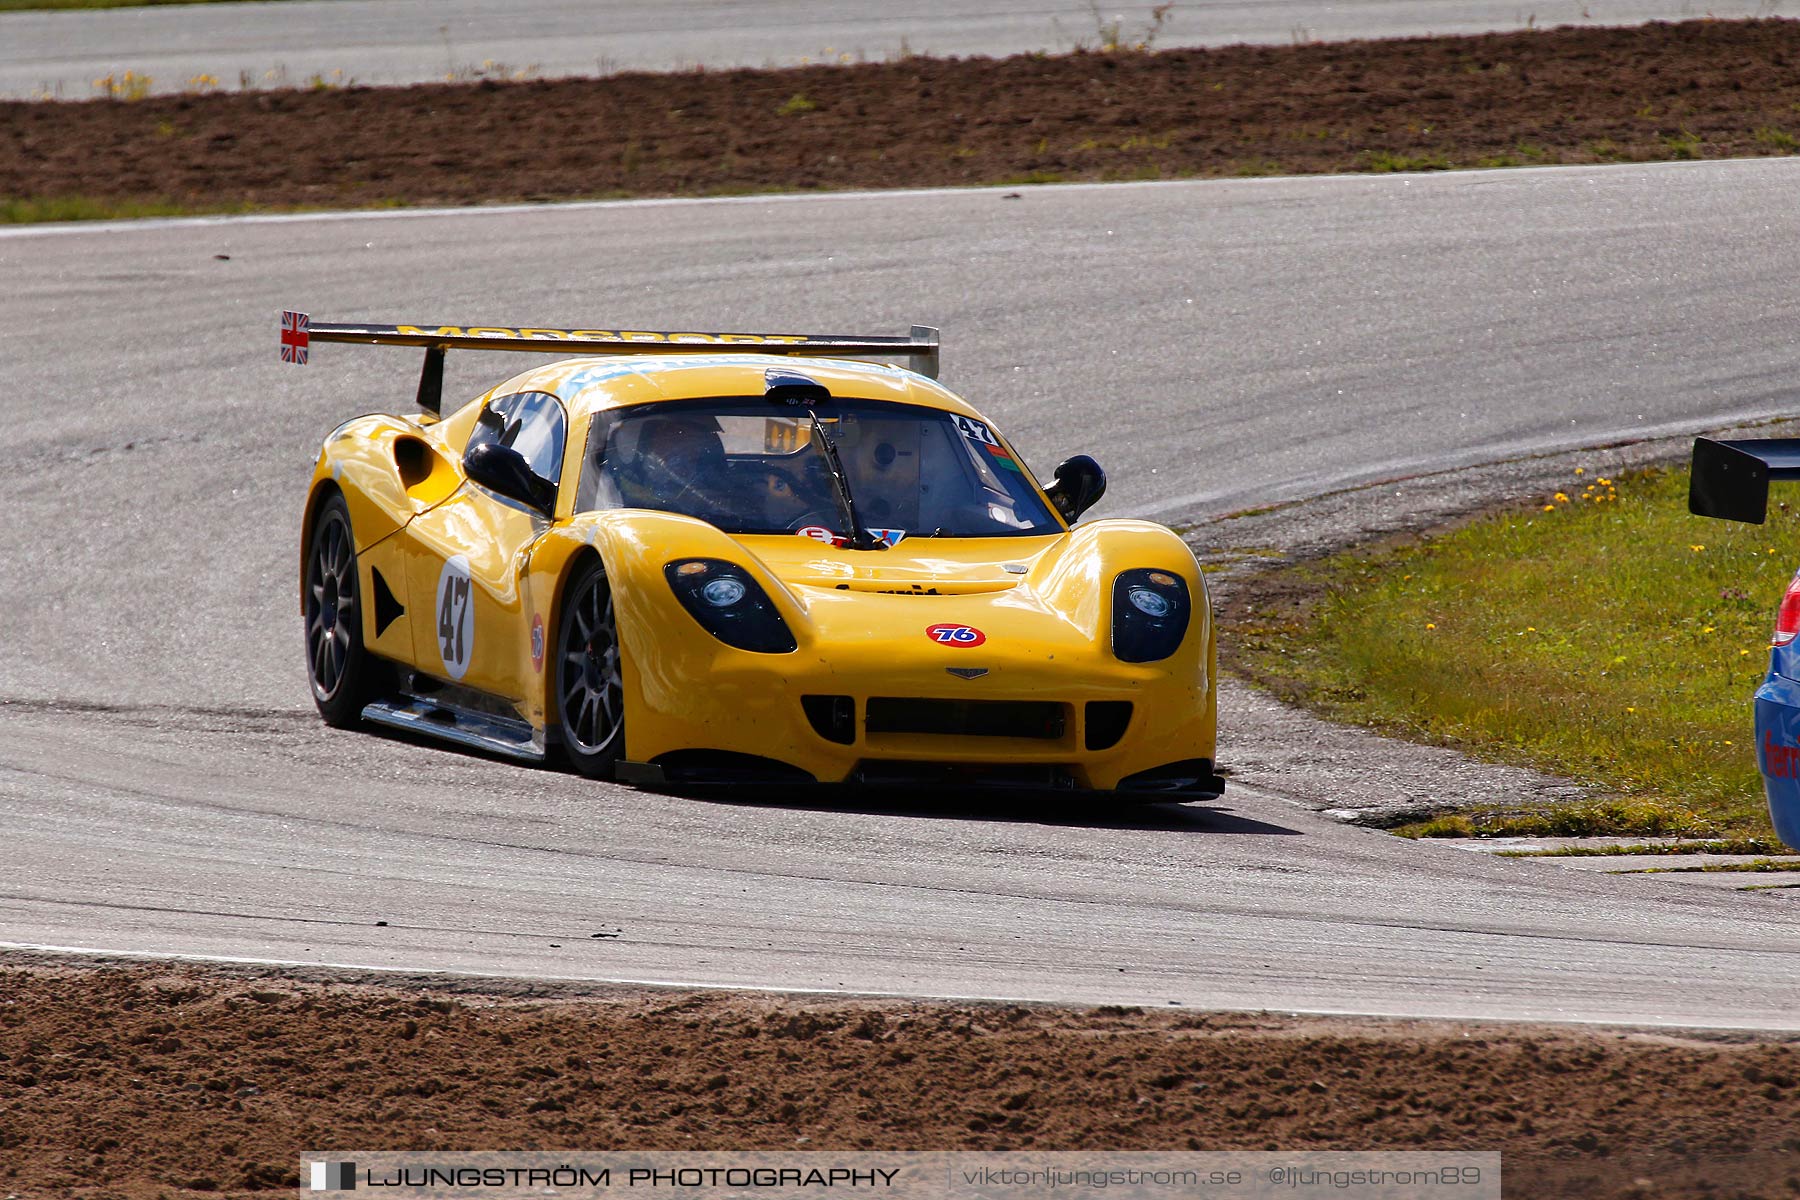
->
[278,311,941,414]
[1690,436,1800,525]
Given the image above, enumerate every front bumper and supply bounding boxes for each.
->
[619,634,1219,794]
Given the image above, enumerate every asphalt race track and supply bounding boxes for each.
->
[1,0,1787,98]
[5,160,1800,1027]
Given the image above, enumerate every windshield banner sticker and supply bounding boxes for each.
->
[952,414,1023,473]
[951,414,998,446]
[796,526,906,548]
[982,442,1024,473]
[867,528,907,548]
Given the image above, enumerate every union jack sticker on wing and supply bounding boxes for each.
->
[280,310,311,365]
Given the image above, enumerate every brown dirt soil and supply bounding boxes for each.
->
[3,960,1799,1199]
[8,19,1800,215]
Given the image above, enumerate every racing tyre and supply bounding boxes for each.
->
[304,493,374,728]
[556,558,626,778]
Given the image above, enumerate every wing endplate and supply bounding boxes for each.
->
[1690,436,1800,524]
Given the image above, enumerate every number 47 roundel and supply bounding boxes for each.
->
[437,557,474,679]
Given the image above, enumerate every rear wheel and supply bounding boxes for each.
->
[304,493,373,727]
[556,559,626,778]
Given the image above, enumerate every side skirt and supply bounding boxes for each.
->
[361,691,545,763]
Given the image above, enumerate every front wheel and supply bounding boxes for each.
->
[304,493,373,727]
[555,559,626,778]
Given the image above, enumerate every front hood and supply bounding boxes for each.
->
[731,533,1065,596]
[568,508,1200,656]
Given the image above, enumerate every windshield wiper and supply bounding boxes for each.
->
[807,408,882,551]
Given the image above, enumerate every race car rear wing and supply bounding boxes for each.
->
[1690,436,1800,524]
[278,311,941,414]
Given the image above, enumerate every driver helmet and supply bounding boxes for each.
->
[633,411,727,483]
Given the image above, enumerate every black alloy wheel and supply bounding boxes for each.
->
[556,559,626,777]
[304,493,372,727]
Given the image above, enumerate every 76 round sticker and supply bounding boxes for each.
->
[926,623,986,647]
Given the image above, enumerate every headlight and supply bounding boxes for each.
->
[701,577,747,608]
[1111,568,1191,663]
[665,559,796,653]
[1127,587,1171,618]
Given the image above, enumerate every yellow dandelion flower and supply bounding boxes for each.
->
[1690,544,1706,552]
[1742,649,1753,656]
[1599,477,1612,486]
[1575,467,1585,475]
[1554,492,1570,502]
[1725,740,1734,746]
[1542,504,1556,512]
[1703,626,1716,633]
[1626,706,1637,713]
[1425,622,1436,630]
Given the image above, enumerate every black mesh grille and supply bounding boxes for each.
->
[801,694,857,745]
[1084,701,1133,751]
[865,698,1066,740]
[853,760,1075,789]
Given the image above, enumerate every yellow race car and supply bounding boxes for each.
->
[289,313,1220,797]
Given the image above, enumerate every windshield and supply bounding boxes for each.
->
[575,398,1061,539]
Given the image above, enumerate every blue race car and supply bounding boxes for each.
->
[1690,435,1800,849]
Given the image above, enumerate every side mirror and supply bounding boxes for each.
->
[464,441,555,515]
[1045,454,1107,523]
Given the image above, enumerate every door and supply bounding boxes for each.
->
[400,390,569,702]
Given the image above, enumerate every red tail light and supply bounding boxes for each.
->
[1776,572,1800,646]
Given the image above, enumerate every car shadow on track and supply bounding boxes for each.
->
[345,725,1298,833]
[671,786,1302,835]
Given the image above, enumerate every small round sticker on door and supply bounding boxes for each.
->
[926,623,986,647]
[436,555,474,680]
[530,613,545,672]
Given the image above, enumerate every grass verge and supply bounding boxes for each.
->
[1225,465,1797,840]
[1496,838,1791,856]
[1628,859,1800,873]
[0,194,268,222]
